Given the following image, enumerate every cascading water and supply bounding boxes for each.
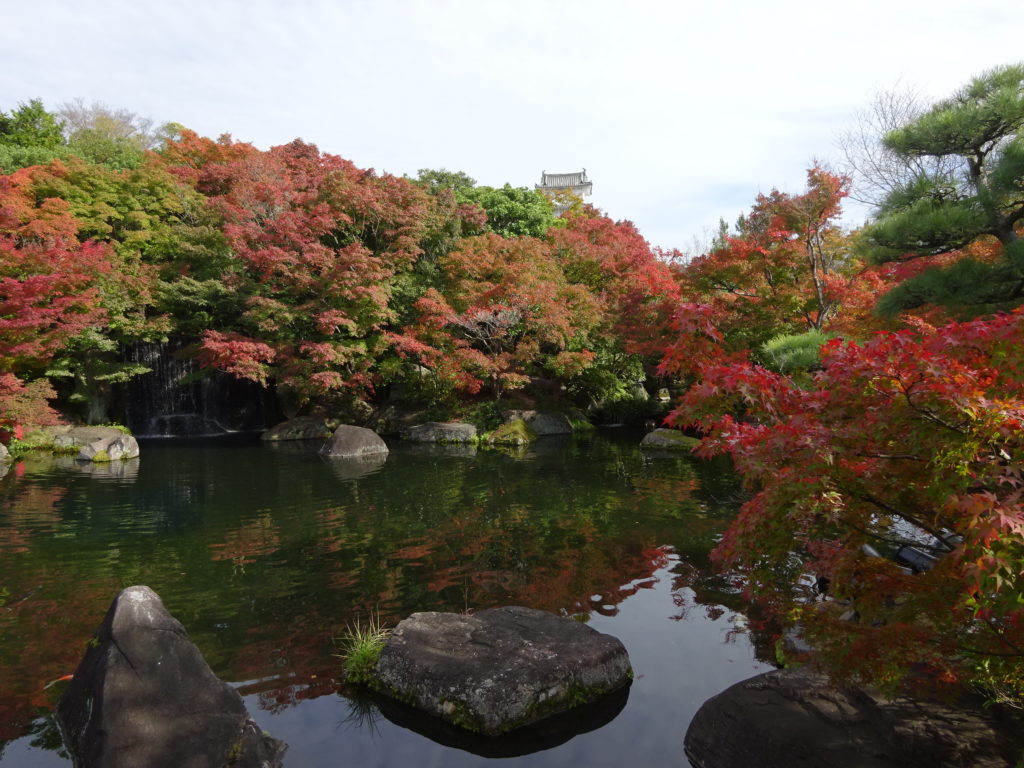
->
[121,341,273,438]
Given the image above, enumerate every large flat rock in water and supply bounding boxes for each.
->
[58,585,284,768]
[684,668,1024,768]
[375,606,631,736]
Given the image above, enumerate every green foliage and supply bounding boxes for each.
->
[863,63,1024,315]
[0,143,70,173]
[67,128,145,170]
[463,400,506,432]
[568,417,596,434]
[413,167,477,195]
[758,330,830,374]
[592,392,656,427]
[337,614,391,685]
[58,100,165,171]
[0,99,64,148]
[884,63,1024,159]
[875,242,1024,316]
[862,194,988,263]
[564,342,646,408]
[461,184,559,238]
[0,99,69,171]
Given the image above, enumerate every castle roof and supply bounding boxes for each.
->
[537,170,589,188]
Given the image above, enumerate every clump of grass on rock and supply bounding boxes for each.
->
[337,614,391,685]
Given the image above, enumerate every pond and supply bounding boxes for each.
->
[0,431,772,767]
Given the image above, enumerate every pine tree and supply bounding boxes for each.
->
[861,63,1024,315]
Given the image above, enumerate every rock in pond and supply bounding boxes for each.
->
[261,416,332,441]
[502,410,573,436]
[76,433,140,463]
[52,426,125,450]
[375,606,632,736]
[684,668,1024,768]
[640,428,700,450]
[58,585,285,768]
[402,421,477,444]
[0,442,9,463]
[320,424,389,458]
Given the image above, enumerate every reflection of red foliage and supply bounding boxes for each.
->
[208,514,280,565]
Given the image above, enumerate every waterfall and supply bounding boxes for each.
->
[121,341,274,438]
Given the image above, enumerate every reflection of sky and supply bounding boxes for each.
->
[241,558,770,768]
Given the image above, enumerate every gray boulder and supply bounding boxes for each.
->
[375,606,632,736]
[53,426,125,451]
[0,442,9,463]
[261,416,332,441]
[402,421,477,444]
[76,433,140,463]
[502,410,573,436]
[640,428,700,450]
[320,424,389,458]
[58,585,285,768]
[684,668,1024,768]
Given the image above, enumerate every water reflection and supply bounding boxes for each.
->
[322,453,388,482]
[0,433,763,766]
[373,684,630,758]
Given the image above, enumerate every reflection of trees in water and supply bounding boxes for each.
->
[0,436,749,741]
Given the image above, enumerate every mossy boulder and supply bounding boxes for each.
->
[374,606,632,736]
[76,433,141,463]
[640,428,700,451]
[487,419,536,446]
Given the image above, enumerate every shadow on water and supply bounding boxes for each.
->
[371,683,630,758]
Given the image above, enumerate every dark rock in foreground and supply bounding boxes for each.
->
[402,421,477,444]
[320,424,389,458]
[684,668,1024,768]
[58,585,285,768]
[261,416,332,441]
[375,606,632,736]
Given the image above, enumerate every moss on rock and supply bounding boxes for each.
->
[487,419,536,446]
[640,428,700,451]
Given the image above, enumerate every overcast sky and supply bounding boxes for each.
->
[3,0,1022,252]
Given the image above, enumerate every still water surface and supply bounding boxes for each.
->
[0,432,771,766]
